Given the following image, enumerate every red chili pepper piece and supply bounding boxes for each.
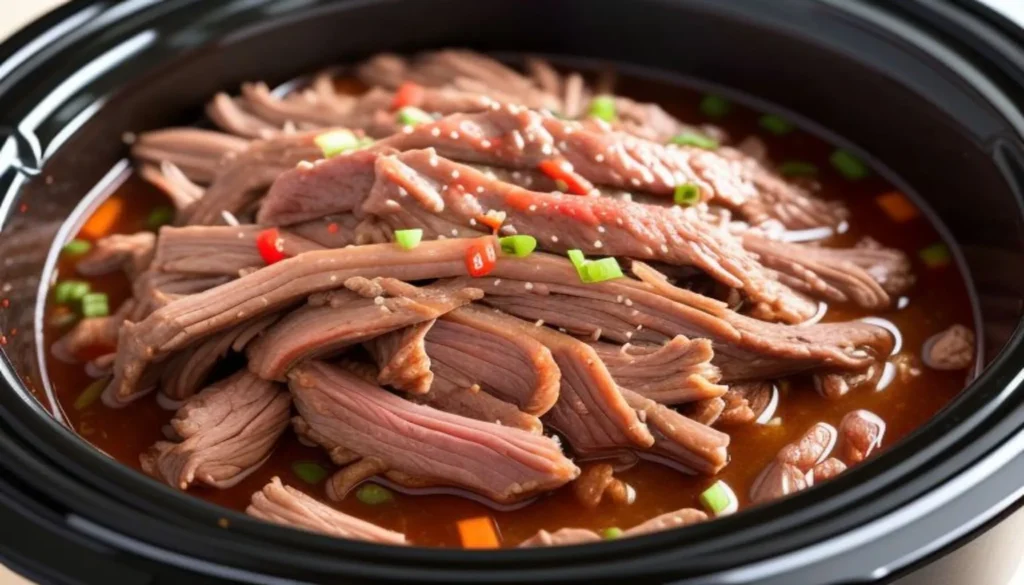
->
[392,82,425,111]
[465,238,497,277]
[256,228,288,265]
[537,159,594,195]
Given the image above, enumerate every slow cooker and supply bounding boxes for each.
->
[0,0,1022,583]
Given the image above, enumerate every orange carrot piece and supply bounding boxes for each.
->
[457,516,500,549]
[80,197,125,239]
[875,191,918,223]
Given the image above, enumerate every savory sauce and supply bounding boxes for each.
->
[43,68,974,547]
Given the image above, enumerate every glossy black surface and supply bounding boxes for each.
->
[0,1,1022,583]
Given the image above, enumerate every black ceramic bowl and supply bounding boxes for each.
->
[1,1,1023,583]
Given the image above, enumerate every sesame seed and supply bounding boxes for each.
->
[597,226,606,233]
[451,228,459,236]
[528,204,537,212]
[397,187,408,197]
[595,154,605,162]
[481,139,492,148]
[402,125,413,134]
[558,327,568,333]
[616,217,624,225]
[476,186,485,193]
[330,275,338,282]
[624,298,633,307]
[469,218,477,226]
[430,127,441,137]
[385,200,400,209]
[512,132,525,150]
[429,157,439,167]
[616,295,623,303]
[551,235,559,242]
[490,102,501,110]
[493,279,502,285]
[636,324,644,331]
[451,170,460,179]
[449,131,460,140]
[540,144,553,155]
[297,160,314,170]
[524,282,534,291]
[625,331,634,339]
[534,319,544,327]
[558,141,568,150]
[630,177,642,187]
[660,244,669,253]
[373,296,385,305]
[594,240,603,248]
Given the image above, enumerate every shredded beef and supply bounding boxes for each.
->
[141,371,290,489]
[591,336,725,405]
[131,128,248,183]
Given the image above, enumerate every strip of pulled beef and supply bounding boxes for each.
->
[590,336,726,405]
[261,147,818,323]
[247,277,481,380]
[452,253,894,383]
[141,371,290,489]
[131,128,248,183]
[248,477,407,545]
[288,361,579,503]
[375,106,844,229]
[105,237,499,404]
[518,506,706,547]
[76,232,155,279]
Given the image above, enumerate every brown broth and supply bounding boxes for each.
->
[43,75,975,548]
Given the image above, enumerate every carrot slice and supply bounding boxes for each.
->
[80,197,124,239]
[457,516,500,549]
[876,191,918,223]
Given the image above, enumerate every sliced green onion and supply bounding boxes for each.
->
[396,106,434,126]
[73,378,108,411]
[601,527,623,540]
[670,132,718,150]
[830,149,870,180]
[356,483,394,505]
[394,228,423,250]
[358,136,376,148]
[582,257,624,283]
[759,114,794,136]
[54,280,90,305]
[699,480,738,516]
[292,461,328,484]
[80,293,109,318]
[62,239,92,257]
[919,242,951,268]
[315,129,360,158]
[146,206,175,230]
[777,161,818,177]
[674,183,701,207]
[699,95,731,118]
[567,249,587,277]
[499,235,537,257]
[588,95,617,122]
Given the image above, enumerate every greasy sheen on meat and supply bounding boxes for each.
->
[248,477,407,545]
[288,361,579,503]
[105,237,499,403]
[260,146,818,322]
[141,371,290,490]
[247,278,482,380]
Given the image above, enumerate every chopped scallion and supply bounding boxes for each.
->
[62,239,92,257]
[54,280,90,305]
[601,527,623,540]
[699,95,731,118]
[394,228,423,250]
[315,129,360,158]
[759,114,794,136]
[73,378,108,411]
[583,257,624,283]
[830,149,870,180]
[80,293,109,318]
[588,95,617,122]
[777,161,818,177]
[396,106,434,127]
[919,242,951,268]
[567,249,587,278]
[674,183,701,207]
[356,483,394,505]
[499,235,536,257]
[699,480,738,516]
[146,206,175,230]
[291,461,328,484]
[670,132,719,150]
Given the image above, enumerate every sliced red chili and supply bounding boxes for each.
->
[465,238,497,277]
[538,159,594,195]
[256,228,288,265]
[476,211,506,234]
[392,82,425,111]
